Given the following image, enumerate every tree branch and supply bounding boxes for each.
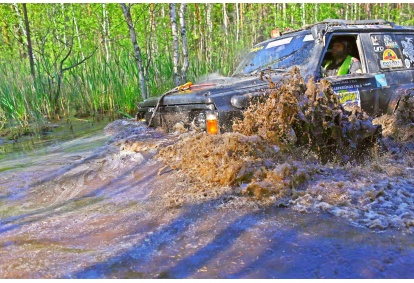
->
[61,47,98,73]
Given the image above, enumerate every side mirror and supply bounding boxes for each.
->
[311,25,319,40]
[311,24,327,44]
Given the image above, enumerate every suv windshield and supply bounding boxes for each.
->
[233,33,316,76]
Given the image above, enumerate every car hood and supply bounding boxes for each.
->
[138,74,283,108]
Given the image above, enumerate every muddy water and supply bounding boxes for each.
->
[1,120,414,279]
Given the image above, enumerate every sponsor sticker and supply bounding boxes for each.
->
[401,37,414,68]
[336,89,360,107]
[374,46,384,52]
[265,37,293,49]
[251,45,264,52]
[303,34,314,42]
[371,35,380,46]
[383,49,398,60]
[380,49,403,68]
[384,35,399,48]
[375,74,388,87]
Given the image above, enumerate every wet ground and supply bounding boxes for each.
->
[1,119,414,279]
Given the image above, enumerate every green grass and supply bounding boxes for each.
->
[0,47,241,134]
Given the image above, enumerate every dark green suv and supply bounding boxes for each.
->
[137,19,414,132]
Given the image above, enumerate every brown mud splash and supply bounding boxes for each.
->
[153,68,414,232]
[233,67,381,163]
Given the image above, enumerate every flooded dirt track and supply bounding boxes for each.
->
[1,120,414,279]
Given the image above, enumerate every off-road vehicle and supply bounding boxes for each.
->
[137,19,414,133]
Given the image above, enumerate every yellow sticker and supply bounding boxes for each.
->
[383,49,398,60]
[250,46,264,52]
[339,92,357,104]
[336,89,360,107]
[380,49,403,68]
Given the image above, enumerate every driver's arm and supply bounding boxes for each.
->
[349,58,362,74]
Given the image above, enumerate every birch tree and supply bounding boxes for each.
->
[206,3,212,67]
[236,3,240,41]
[102,4,110,61]
[223,3,228,45]
[60,4,67,45]
[12,3,27,58]
[179,3,189,83]
[120,3,148,99]
[169,3,180,86]
[71,4,84,60]
[194,4,204,61]
[149,3,157,56]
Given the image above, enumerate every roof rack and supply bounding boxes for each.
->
[317,19,396,28]
[280,19,397,38]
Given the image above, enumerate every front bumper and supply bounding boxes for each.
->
[137,104,243,133]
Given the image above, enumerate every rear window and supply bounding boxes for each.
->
[370,33,414,70]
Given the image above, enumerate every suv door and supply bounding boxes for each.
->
[363,31,414,115]
[319,33,381,115]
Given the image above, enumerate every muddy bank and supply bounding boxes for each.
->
[1,119,414,278]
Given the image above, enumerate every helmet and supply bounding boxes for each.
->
[331,37,353,53]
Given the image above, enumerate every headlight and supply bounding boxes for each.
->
[197,112,206,128]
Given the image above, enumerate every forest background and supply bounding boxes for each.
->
[1,3,413,132]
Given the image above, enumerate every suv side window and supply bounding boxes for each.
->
[394,34,414,69]
[370,33,405,70]
[321,34,363,77]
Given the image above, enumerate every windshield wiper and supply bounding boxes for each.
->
[250,67,286,75]
[232,73,253,78]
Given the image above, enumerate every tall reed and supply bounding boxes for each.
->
[0,46,240,133]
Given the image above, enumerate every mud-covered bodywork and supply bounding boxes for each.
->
[137,19,414,132]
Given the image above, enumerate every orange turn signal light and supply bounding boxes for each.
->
[206,111,219,135]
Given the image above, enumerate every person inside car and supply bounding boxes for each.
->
[323,37,362,76]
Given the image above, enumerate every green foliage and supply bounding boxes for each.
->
[1,3,413,130]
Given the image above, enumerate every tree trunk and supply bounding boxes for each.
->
[223,3,228,45]
[71,4,84,60]
[302,3,306,26]
[120,3,148,100]
[161,5,169,55]
[149,3,157,56]
[12,3,27,58]
[102,4,110,61]
[345,3,349,20]
[194,4,204,61]
[240,3,244,30]
[206,3,213,68]
[22,3,35,81]
[236,3,240,42]
[355,3,359,20]
[366,3,371,19]
[179,3,189,83]
[60,4,67,45]
[169,3,180,86]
